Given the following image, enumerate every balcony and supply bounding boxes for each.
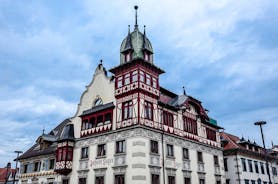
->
[81,122,112,137]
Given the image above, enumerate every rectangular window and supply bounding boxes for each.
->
[197,152,203,163]
[67,147,73,160]
[132,70,138,82]
[152,78,157,88]
[104,113,112,124]
[115,174,125,184]
[23,164,28,173]
[184,178,190,184]
[163,111,173,127]
[226,179,230,184]
[97,115,103,126]
[214,155,219,166]
[224,158,228,171]
[199,179,205,184]
[206,128,216,141]
[167,144,174,157]
[254,161,259,173]
[34,161,40,172]
[273,167,278,176]
[183,148,189,160]
[139,71,145,82]
[90,117,96,128]
[124,73,130,85]
[79,178,86,184]
[260,162,265,174]
[150,140,159,154]
[122,101,133,120]
[151,174,160,184]
[62,147,67,161]
[81,147,89,159]
[49,159,55,170]
[144,101,153,120]
[146,74,151,85]
[183,117,197,135]
[95,176,104,184]
[251,180,255,184]
[244,179,249,184]
[62,179,69,184]
[97,144,106,157]
[116,140,126,154]
[168,176,175,184]
[117,77,123,88]
[248,160,253,172]
[241,158,247,171]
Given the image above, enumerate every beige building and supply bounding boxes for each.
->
[18,6,225,184]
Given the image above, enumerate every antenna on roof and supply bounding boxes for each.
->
[134,5,139,29]
[42,126,45,135]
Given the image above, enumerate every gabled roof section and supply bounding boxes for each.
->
[17,118,70,160]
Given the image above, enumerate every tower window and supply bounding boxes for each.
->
[144,52,150,61]
[125,52,131,62]
[144,101,153,120]
[124,73,130,85]
[152,77,157,88]
[214,155,219,166]
[183,148,189,160]
[132,70,138,82]
[146,74,151,85]
[139,71,145,82]
[122,101,133,120]
[206,128,216,141]
[117,77,123,88]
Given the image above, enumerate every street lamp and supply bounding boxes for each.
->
[254,121,272,184]
[13,150,23,184]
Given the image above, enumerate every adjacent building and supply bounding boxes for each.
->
[17,6,226,184]
[220,132,278,184]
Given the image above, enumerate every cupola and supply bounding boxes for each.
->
[120,6,154,64]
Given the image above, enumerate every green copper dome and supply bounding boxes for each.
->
[120,6,153,65]
[120,26,153,64]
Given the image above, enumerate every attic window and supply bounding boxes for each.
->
[125,52,131,62]
[144,52,150,61]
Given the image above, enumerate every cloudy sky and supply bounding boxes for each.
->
[0,0,278,167]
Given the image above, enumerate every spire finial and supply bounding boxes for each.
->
[42,126,45,135]
[183,86,186,95]
[100,59,103,65]
[144,25,146,35]
[128,25,130,33]
[134,5,138,29]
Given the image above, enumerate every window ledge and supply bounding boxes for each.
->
[150,152,160,156]
[114,153,126,156]
[79,158,89,161]
[96,156,106,159]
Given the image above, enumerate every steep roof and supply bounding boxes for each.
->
[0,168,16,182]
[17,118,71,160]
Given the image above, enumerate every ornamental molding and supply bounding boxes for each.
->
[75,127,222,155]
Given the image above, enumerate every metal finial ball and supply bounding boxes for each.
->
[134,5,138,10]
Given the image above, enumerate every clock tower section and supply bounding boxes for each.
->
[109,6,164,130]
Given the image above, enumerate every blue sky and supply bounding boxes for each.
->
[0,0,278,167]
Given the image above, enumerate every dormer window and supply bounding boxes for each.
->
[124,52,132,62]
[144,52,150,61]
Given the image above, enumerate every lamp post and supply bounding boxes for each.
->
[254,121,272,184]
[13,150,23,184]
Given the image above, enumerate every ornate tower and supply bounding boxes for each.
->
[110,6,164,130]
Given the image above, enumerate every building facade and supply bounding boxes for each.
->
[220,132,278,184]
[18,7,225,184]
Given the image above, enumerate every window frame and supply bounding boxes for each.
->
[115,140,126,154]
[97,144,106,157]
[150,140,159,154]
[81,147,89,159]
[122,100,133,120]
[166,144,174,157]
[144,101,153,120]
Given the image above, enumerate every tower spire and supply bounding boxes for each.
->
[134,5,138,29]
